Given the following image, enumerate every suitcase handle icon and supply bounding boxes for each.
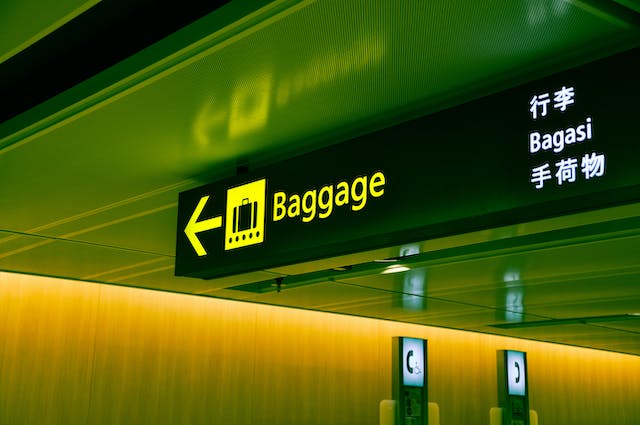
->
[233,198,258,233]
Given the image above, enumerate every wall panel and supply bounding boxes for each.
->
[0,272,99,425]
[0,272,638,425]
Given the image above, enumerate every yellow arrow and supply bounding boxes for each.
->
[185,195,222,256]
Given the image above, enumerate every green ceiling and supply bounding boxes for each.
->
[0,0,100,64]
[0,0,639,354]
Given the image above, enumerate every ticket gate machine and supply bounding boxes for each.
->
[393,337,428,425]
[497,350,530,425]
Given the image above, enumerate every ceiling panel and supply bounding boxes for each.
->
[68,203,179,256]
[237,281,390,311]
[601,318,640,333]
[0,235,164,281]
[31,182,189,239]
[0,233,48,258]
[322,294,521,326]
[408,309,551,330]
[338,235,640,296]
[0,0,100,64]
[496,323,640,345]
[115,267,285,296]
[424,274,640,323]
[525,297,640,319]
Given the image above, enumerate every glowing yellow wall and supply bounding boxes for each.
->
[0,272,638,424]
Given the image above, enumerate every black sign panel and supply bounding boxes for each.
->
[176,47,640,279]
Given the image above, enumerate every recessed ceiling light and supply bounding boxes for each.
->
[382,265,410,274]
[332,265,353,271]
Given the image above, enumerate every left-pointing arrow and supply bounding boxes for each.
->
[185,195,222,256]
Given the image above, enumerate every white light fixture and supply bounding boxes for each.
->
[382,265,410,274]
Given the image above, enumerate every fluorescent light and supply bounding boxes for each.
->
[382,265,410,274]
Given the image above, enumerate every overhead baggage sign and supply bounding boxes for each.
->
[175,47,640,279]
